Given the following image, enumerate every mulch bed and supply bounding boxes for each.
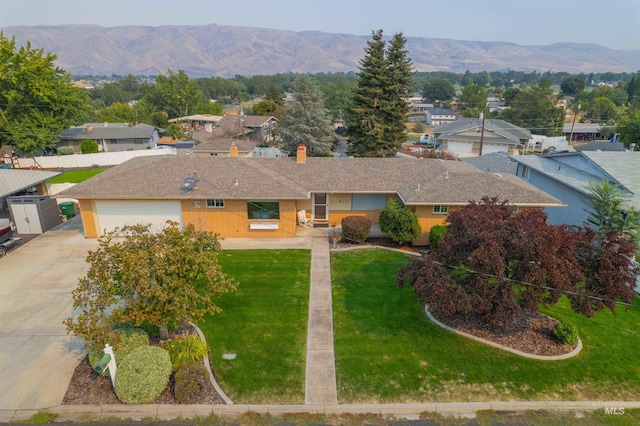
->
[62,326,225,405]
[429,309,576,356]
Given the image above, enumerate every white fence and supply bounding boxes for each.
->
[17,148,175,169]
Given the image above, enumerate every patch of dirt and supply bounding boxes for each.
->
[62,326,225,405]
[430,310,576,357]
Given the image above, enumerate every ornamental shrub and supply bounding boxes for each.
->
[164,334,208,371]
[379,199,421,244]
[554,320,579,345]
[341,216,371,243]
[89,326,149,375]
[174,362,208,404]
[114,345,172,404]
[80,139,99,154]
[57,146,75,155]
[429,224,448,249]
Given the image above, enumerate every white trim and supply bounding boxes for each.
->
[249,222,279,230]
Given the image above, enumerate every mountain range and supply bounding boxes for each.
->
[2,24,640,77]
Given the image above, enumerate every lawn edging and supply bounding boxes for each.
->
[424,305,583,360]
[191,323,233,404]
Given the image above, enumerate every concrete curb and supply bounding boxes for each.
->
[190,323,233,404]
[424,305,583,360]
[2,401,640,422]
[330,244,422,257]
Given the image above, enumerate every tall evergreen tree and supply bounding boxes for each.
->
[345,29,413,157]
[384,33,414,151]
[280,77,335,156]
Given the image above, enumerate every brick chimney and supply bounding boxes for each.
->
[296,144,307,164]
[230,141,238,158]
[86,124,93,132]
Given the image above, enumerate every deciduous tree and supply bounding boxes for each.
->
[0,33,91,155]
[64,222,237,348]
[398,198,638,330]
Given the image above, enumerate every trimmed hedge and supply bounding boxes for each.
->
[114,345,172,404]
[164,334,208,371]
[429,224,448,249]
[174,362,209,404]
[57,146,74,155]
[378,199,421,244]
[341,216,371,243]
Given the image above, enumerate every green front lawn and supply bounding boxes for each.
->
[47,168,107,183]
[331,248,640,403]
[198,249,311,404]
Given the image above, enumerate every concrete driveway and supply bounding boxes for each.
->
[0,216,99,410]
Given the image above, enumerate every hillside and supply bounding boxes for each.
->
[2,24,639,77]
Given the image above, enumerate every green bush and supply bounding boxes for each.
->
[114,345,172,404]
[164,334,208,371]
[174,362,209,404]
[554,320,579,345]
[429,224,448,249]
[379,199,421,244]
[57,146,75,155]
[89,326,149,374]
[80,139,99,154]
[341,216,371,243]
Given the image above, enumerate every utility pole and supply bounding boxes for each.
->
[479,107,486,156]
[568,103,581,143]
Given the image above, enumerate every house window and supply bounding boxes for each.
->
[248,200,280,220]
[206,199,224,208]
[433,205,449,214]
[521,166,530,181]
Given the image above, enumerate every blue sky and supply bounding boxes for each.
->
[2,0,639,50]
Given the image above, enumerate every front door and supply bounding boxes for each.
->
[313,193,328,221]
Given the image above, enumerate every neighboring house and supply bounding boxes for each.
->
[201,114,278,142]
[511,151,640,226]
[168,114,223,132]
[414,103,434,111]
[426,108,457,126]
[433,118,531,158]
[58,123,162,153]
[460,152,518,175]
[191,137,257,157]
[563,123,602,142]
[58,145,562,245]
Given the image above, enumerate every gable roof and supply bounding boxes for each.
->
[434,118,532,144]
[428,108,456,116]
[58,156,561,208]
[0,169,62,198]
[60,123,162,141]
[512,151,640,209]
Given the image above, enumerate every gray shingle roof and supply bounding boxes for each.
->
[60,123,161,141]
[191,136,257,153]
[434,119,532,143]
[460,153,518,174]
[58,156,561,207]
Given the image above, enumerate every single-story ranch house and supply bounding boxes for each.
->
[58,145,562,245]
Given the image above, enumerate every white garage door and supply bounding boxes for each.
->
[94,200,182,235]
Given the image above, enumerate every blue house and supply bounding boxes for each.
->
[511,151,640,226]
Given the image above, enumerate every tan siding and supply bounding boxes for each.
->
[78,199,99,238]
[329,193,352,211]
[329,210,380,226]
[181,199,298,238]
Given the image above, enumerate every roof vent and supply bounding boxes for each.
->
[494,173,502,178]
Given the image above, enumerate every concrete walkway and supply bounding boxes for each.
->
[304,237,337,405]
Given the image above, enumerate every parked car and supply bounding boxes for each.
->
[419,135,435,146]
